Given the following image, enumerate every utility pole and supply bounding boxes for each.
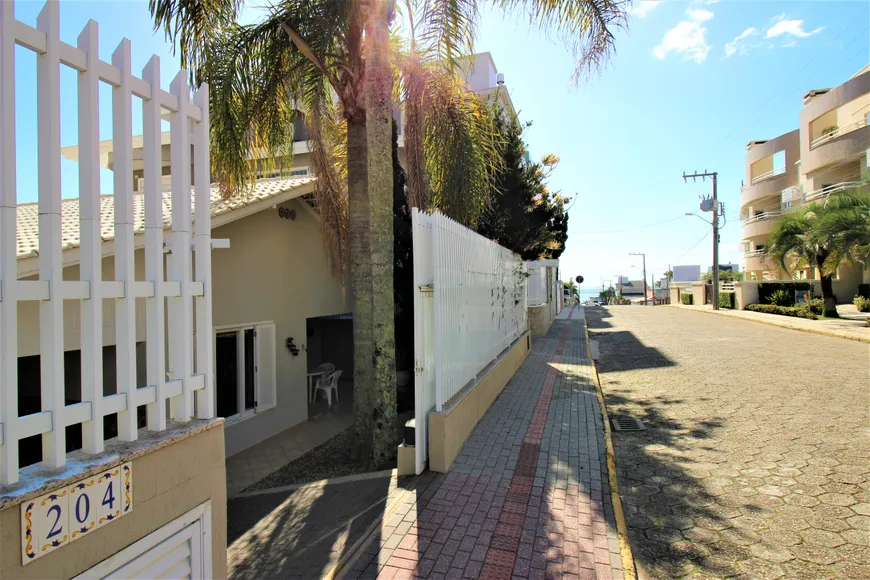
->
[683,170,720,310]
[629,252,647,306]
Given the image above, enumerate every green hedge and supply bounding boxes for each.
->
[719,292,734,309]
[757,281,812,307]
[680,293,693,305]
[746,303,818,320]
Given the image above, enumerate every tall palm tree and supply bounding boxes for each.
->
[766,205,838,317]
[150,0,629,463]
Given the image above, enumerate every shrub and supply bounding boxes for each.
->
[746,304,818,320]
[680,293,693,305]
[767,289,792,307]
[757,281,812,307]
[858,284,870,299]
[854,296,870,313]
[805,298,824,315]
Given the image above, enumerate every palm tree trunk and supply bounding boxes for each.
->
[819,273,838,318]
[365,0,399,467]
[348,114,376,459]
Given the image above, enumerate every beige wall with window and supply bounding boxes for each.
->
[211,200,347,456]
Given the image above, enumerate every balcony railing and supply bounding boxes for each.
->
[810,117,868,149]
[745,249,765,258]
[750,166,786,185]
[804,181,863,203]
[743,211,781,225]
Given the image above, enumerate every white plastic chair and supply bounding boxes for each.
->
[319,362,335,374]
[314,370,343,406]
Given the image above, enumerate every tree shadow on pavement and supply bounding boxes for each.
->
[590,330,676,371]
[226,474,394,579]
[585,308,780,579]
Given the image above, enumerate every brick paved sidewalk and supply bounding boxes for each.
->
[344,307,625,579]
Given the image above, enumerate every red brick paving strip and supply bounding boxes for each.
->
[481,324,569,579]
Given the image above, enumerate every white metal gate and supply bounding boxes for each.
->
[411,210,527,474]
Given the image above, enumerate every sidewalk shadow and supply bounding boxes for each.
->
[227,474,394,579]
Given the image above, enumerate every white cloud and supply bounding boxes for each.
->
[765,14,824,39]
[631,1,663,18]
[724,27,759,58]
[653,8,714,63]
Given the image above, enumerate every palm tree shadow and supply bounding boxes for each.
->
[585,308,768,578]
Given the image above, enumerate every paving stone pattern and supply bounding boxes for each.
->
[344,308,624,579]
[588,306,870,579]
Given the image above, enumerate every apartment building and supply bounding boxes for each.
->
[741,64,870,296]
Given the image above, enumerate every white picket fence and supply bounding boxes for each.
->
[0,0,214,484]
[411,209,527,472]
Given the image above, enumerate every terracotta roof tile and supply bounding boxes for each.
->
[15,177,315,259]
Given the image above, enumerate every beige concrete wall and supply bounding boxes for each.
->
[691,283,706,306]
[0,423,227,579]
[733,281,759,310]
[528,304,553,338]
[428,333,530,473]
[212,200,346,456]
[833,261,864,301]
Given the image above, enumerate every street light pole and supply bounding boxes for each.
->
[683,170,720,310]
[629,252,647,306]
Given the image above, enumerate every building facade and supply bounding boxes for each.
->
[741,64,869,296]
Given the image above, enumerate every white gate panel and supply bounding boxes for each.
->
[411,209,527,473]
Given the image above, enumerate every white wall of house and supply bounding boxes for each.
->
[211,199,346,456]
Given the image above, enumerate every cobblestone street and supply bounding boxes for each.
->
[588,306,870,579]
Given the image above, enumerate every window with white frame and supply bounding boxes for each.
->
[214,323,276,420]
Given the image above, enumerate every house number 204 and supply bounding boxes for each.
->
[21,462,133,564]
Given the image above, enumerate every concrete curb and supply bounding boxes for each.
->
[670,304,870,343]
[582,307,638,580]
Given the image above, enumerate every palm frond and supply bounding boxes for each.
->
[497,0,629,82]
[149,0,242,77]
[416,0,478,66]
[423,66,503,226]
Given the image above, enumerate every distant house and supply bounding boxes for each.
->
[673,265,701,282]
[616,279,646,296]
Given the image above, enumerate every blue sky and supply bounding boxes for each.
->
[10,0,870,290]
[472,0,868,288]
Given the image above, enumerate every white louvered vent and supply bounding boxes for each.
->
[74,502,211,580]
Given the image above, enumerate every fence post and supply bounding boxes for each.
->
[37,1,66,468]
[112,38,139,441]
[78,20,104,453]
[432,214,444,412]
[142,56,167,431]
[168,72,194,422]
[193,84,214,419]
[0,0,20,483]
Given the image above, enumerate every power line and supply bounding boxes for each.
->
[745,29,870,140]
[576,215,687,235]
[711,11,869,150]
[677,231,710,260]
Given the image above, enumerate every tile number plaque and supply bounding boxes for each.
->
[21,462,133,564]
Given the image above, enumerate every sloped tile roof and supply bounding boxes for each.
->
[16,177,315,259]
